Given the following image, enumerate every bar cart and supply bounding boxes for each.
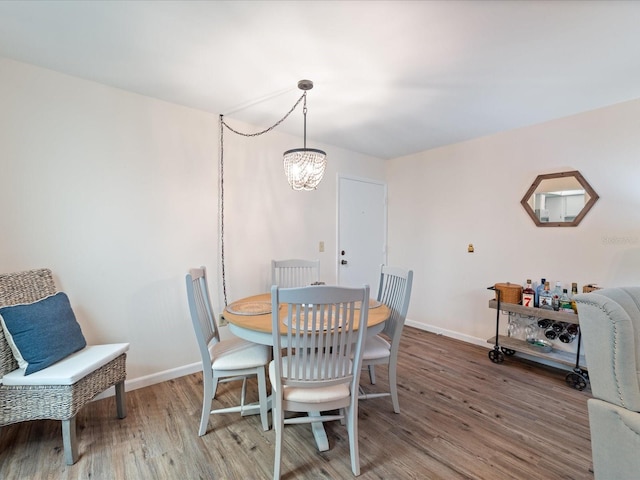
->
[486,286,589,390]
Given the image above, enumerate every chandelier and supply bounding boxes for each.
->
[282,80,327,191]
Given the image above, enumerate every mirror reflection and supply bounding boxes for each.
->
[521,171,599,227]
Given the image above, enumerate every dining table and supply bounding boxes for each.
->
[223,291,391,452]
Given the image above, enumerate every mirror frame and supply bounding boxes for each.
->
[521,170,599,227]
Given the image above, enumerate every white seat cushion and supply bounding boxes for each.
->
[362,334,391,361]
[269,358,350,403]
[2,343,129,386]
[211,336,269,370]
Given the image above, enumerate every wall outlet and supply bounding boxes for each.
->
[218,313,228,326]
[319,240,325,252]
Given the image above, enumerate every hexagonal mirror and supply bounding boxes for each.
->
[521,170,599,227]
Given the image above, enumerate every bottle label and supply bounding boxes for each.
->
[539,295,553,309]
[523,293,535,307]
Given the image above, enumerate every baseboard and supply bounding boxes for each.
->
[404,318,490,348]
[93,361,202,401]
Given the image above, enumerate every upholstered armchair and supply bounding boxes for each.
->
[574,287,640,480]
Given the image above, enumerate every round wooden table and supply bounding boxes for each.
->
[223,293,390,345]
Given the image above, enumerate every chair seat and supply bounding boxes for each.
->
[2,343,130,386]
[212,336,269,371]
[269,357,350,403]
[362,334,391,361]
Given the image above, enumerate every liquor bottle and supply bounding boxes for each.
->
[522,279,536,307]
[535,278,546,307]
[559,289,573,312]
[539,281,553,310]
[551,281,563,311]
[570,282,579,313]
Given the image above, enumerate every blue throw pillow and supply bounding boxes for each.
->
[0,292,86,375]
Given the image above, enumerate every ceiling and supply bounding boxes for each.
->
[1,0,640,160]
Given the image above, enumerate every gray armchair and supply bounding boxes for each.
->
[574,287,640,480]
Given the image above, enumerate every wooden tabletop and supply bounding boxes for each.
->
[223,293,390,334]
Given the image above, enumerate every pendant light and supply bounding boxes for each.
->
[282,80,327,190]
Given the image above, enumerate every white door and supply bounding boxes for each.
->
[337,176,387,291]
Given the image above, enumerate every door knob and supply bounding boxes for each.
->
[341,260,348,265]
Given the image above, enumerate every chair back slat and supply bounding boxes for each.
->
[271,259,320,288]
[0,268,58,377]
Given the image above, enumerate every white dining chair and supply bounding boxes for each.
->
[359,265,413,413]
[271,259,320,288]
[185,266,270,435]
[270,284,370,479]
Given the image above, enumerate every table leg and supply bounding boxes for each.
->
[308,411,329,451]
[243,401,328,451]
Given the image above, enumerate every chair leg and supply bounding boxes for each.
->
[115,380,127,419]
[273,396,284,480]
[62,416,78,465]
[199,371,217,436]
[368,364,376,384]
[389,360,400,414]
[257,367,270,431]
[346,401,360,476]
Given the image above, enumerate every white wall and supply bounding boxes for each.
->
[386,98,640,344]
[4,55,640,387]
[0,57,385,387]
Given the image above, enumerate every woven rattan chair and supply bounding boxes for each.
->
[0,268,128,465]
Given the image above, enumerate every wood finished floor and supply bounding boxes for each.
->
[0,328,593,479]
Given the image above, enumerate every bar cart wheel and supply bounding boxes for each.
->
[566,369,589,390]
[488,348,505,364]
[501,347,516,356]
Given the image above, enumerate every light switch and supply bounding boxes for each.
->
[319,241,325,252]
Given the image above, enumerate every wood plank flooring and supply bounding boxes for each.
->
[0,328,593,479]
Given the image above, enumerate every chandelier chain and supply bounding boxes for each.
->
[218,91,306,306]
[221,92,306,137]
[218,115,228,306]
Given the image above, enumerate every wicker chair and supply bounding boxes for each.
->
[0,268,128,465]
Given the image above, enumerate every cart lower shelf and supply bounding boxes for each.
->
[487,335,586,368]
[487,335,589,390]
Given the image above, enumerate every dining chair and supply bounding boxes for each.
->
[185,266,270,435]
[270,284,370,479]
[271,259,320,288]
[359,265,413,413]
